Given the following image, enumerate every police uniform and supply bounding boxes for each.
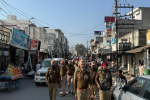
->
[95,66,112,100]
[60,60,67,95]
[74,61,79,82]
[88,61,98,100]
[74,60,92,100]
[66,61,75,93]
[45,64,60,100]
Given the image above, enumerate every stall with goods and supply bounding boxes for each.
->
[0,64,23,92]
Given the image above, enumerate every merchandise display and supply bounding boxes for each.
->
[0,64,23,92]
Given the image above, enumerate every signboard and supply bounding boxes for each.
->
[30,39,39,50]
[112,23,116,30]
[147,29,150,44]
[106,23,112,29]
[105,16,115,23]
[94,31,101,35]
[106,41,110,49]
[107,29,111,31]
[112,38,116,44]
[0,26,11,44]
[107,31,111,34]
[11,28,29,50]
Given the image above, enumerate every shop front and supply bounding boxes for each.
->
[0,26,11,71]
[10,28,29,67]
[30,39,40,71]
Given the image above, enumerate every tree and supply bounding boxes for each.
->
[75,44,86,56]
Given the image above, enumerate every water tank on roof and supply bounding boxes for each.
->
[7,15,17,20]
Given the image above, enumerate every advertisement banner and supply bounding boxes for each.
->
[106,23,112,29]
[30,39,39,50]
[105,16,115,23]
[106,41,110,49]
[11,28,29,50]
[147,29,150,44]
[107,29,111,31]
[112,23,116,30]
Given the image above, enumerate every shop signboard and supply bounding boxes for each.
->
[147,29,150,44]
[105,16,115,23]
[112,23,116,30]
[105,41,110,49]
[112,38,116,51]
[0,25,11,45]
[11,28,29,50]
[106,23,112,29]
[30,39,39,50]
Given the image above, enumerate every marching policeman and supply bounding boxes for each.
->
[88,61,97,100]
[45,60,61,100]
[60,60,67,97]
[66,60,75,94]
[95,62,112,100]
[74,60,92,100]
[74,60,79,81]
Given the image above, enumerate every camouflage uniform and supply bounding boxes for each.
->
[95,68,112,100]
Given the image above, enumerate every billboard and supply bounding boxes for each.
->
[106,23,112,29]
[147,29,150,44]
[105,16,115,23]
[30,39,39,50]
[11,28,29,50]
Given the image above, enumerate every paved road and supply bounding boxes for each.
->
[0,73,116,100]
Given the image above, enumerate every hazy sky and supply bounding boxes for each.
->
[0,0,150,48]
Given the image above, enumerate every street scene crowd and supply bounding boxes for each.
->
[44,57,127,100]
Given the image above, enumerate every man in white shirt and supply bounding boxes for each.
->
[36,62,41,72]
[139,63,145,75]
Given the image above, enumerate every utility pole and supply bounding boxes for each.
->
[87,40,89,52]
[114,0,134,71]
[28,17,34,70]
[115,0,118,70]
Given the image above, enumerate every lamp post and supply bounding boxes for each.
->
[28,17,35,70]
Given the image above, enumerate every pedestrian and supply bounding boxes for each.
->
[95,62,112,100]
[115,70,127,86]
[139,62,145,75]
[45,60,61,100]
[35,62,41,72]
[66,60,75,94]
[74,60,91,100]
[111,70,127,99]
[87,61,97,100]
[74,60,79,80]
[60,60,67,97]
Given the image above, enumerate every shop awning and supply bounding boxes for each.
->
[125,45,150,53]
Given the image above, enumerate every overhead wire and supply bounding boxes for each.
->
[2,0,43,27]
[2,0,106,36]
[0,1,27,30]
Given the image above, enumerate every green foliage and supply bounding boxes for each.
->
[75,44,86,56]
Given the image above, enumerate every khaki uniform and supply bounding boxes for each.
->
[45,66,60,100]
[66,65,75,92]
[74,69,91,100]
[60,64,67,94]
[95,69,112,100]
[87,68,98,100]
[74,64,79,79]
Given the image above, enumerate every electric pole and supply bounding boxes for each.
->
[114,0,134,71]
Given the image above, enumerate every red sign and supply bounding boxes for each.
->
[30,39,39,50]
[107,29,111,31]
[105,16,115,23]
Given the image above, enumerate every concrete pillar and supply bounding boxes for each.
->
[127,55,130,71]
[122,55,124,68]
